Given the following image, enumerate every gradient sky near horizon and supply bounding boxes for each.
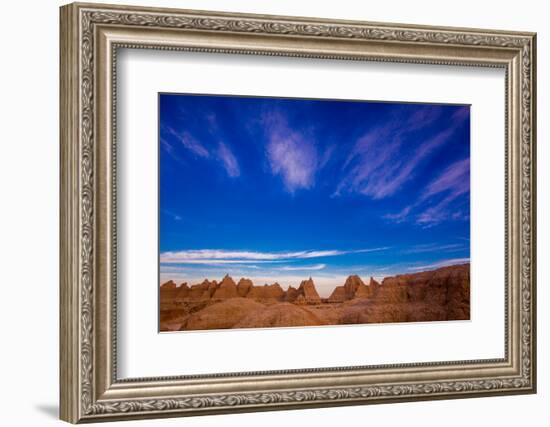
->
[159,93,470,297]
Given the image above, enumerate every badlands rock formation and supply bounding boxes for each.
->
[184,298,265,330]
[246,283,285,301]
[159,263,470,331]
[328,275,379,302]
[212,275,238,300]
[296,278,322,304]
[235,303,325,328]
[236,278,253,297]
[340,264,470,324]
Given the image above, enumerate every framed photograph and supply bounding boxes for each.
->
[158,94,472,332]
[60,2,537,423]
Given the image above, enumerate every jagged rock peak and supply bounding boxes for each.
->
[198,279,212,287]
[284,285,299,302]
[328,275,373,302]
[327,286,345,302]
[237,278,253,286]
[236,278,253,297]
[246,282,285,300]
[369,277,380,287]
[212,275,238,299]
[298,277,315,288]
[269,283,284,292]
[219,275,237,287]
[345,275,365,285]
[344,275,365,293]
[297,278,321,303]
[161,280,177,289]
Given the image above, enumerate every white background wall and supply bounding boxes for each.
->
[0,0,546,426]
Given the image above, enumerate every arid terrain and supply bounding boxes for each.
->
[159,263,470,331]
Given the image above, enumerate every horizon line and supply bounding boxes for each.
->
[160,261,470,290]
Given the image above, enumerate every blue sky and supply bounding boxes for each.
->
[159,94,470,296]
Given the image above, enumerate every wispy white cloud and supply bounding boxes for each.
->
[161,264,263,274]
[163,122,243,179]
[160,247,389,264]
[406,105,445,131]
[415,158,470,226]
[319,144,336,169]
[401,243,466,254]
[263,112,318,193]
[277,264,326,271]
[422,158,470,201]
[407,257,470,271]
[160,137,188,166]
[451,105,470,123]
[383,206,412,223]
[163,259,278,265]
[336,127,454,199]
[161,209,182,221]
[384,156,470,226]
[416,194,467,227]
[216,142,240,178]
[165,126,209,158]
[335,105,469,201]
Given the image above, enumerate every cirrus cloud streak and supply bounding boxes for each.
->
[160,247,389,264]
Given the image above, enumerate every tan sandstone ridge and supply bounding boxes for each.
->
[340,264,470,324]
[184,298,265,330]
[236,278,253,297]
[328,275,379,302]
[212,275,238,300]
[159,263,470,331]
[159,280,177,301]
[246,283,285,301]
[235,303,325,328]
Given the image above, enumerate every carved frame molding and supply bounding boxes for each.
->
[60,2,536,423]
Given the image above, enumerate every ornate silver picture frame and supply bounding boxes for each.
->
[60,2,536,423]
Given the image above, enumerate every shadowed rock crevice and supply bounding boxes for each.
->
[160,263,470,331]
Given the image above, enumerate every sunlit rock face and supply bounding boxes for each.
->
[159,264,470,331]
